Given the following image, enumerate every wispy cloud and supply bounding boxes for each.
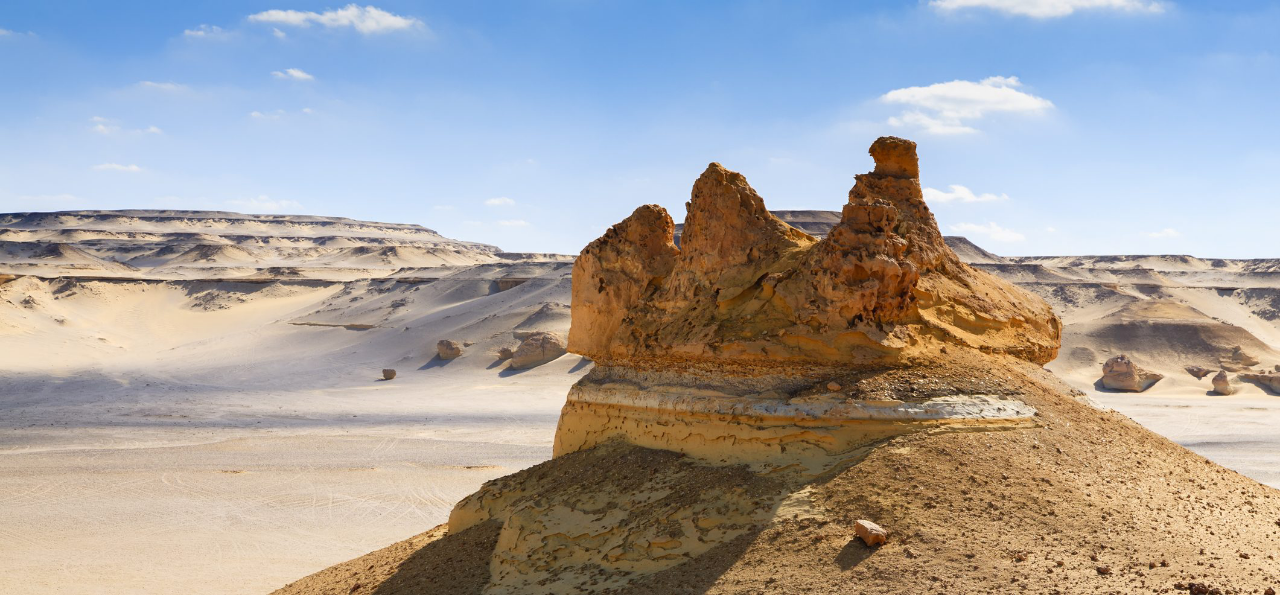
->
[0,28,11,36]
[183,24,226,38]
[138,81,189,92]
[248,5,424,35]
[271,68,314,81]
[89,117,163,135]
[497,219,529,227]
[1144,228,1180,238]
[882,76,1053,135]
[484,196,515,206]
[226,195,302,213]
[92,163,143,173]
[272,27,288,39]
[949,221,1025,242]
[924,184,1009,203]
[930,0,1165,18]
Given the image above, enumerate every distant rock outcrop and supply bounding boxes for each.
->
[437,339,463,360]
[509,331,566,369]
[1186,365,1214,379]
[1211,370,1233,395]
[1101,355,1163,392]
[1221,346,1261,372]
[1239,371,1280,394]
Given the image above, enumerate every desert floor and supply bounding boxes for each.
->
[0,358,585,595]
[1,362,1275,595]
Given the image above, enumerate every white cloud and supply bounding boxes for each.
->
[226,195,303,213]
[89,117,164,136]
[497,219,529,227]
[92,163,142,173]
[183,24,225,37]
[882,76,1053,135]
[1045,226,1057,233]
[923,184,1009,203]
[272,27,288,39]
[949,221,1026,242]
[139,81,189,92]
[248,5,424,35]
[484,196,515,206]
[1144,228,1180,238]
[271,68,314,81]
[0,28,11,36]
[930,0,1165,18]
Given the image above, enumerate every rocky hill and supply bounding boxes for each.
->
[274,138,1280,595]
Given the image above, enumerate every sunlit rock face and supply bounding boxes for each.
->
[449,138,1066,594]
[568,136,1061,370]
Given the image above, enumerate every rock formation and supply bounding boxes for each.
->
[1239,371,1280,394]
[1186,365,1214,379]
[381,368,396,381]
[570,137,1060,370]
[437,339,463,360]
[509,331,567,369]
[1222,345,1261,371]
[1211,370,1233,395]
[1101,354,1163,392]
[496,346,514,360]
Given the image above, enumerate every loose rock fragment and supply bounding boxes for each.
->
[381,368,396,380]
[437,339,463,360]
[854,520,888,547]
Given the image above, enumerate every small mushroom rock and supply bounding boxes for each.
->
[854,520,888,547]
[1211,370,1233,395]
[510,331,567,369]
[497,347,514,360]
[437,339,463,360]
[382,369,396,381]
[1101,355,1163,392]
[1185,366,1213,379]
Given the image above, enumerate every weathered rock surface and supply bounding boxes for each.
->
[509,331,566,369]
[381,368,396,380]
[437,339,463,360]
[1101,355,1163,392]
[1221,346,1261,371]
[569,136,1060,369]
[496,346,514,360]
[854,519,888,547]
[1239,371,1280,394]
[1211,370,1233,395]
[1186,365,1214,379]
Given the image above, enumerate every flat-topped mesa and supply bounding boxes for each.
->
[568,136,1061,370]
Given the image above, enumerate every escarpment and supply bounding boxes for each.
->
[569,136,1060,370]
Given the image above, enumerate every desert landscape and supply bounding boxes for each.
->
[2,139,1278,594]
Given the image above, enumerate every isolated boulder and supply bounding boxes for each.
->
[854,520,888,547]
[1185,366,1213,380]
[382,368,397,381]
[437,339,463,360]
[1211,370,1233,395]
[1101,355,1163,392]
[510,331,567,369]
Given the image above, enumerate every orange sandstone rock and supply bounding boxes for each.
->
[568,136,1060,368]
[854,519,889,547]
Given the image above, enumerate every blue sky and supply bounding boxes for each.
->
[1,1,1278,256]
